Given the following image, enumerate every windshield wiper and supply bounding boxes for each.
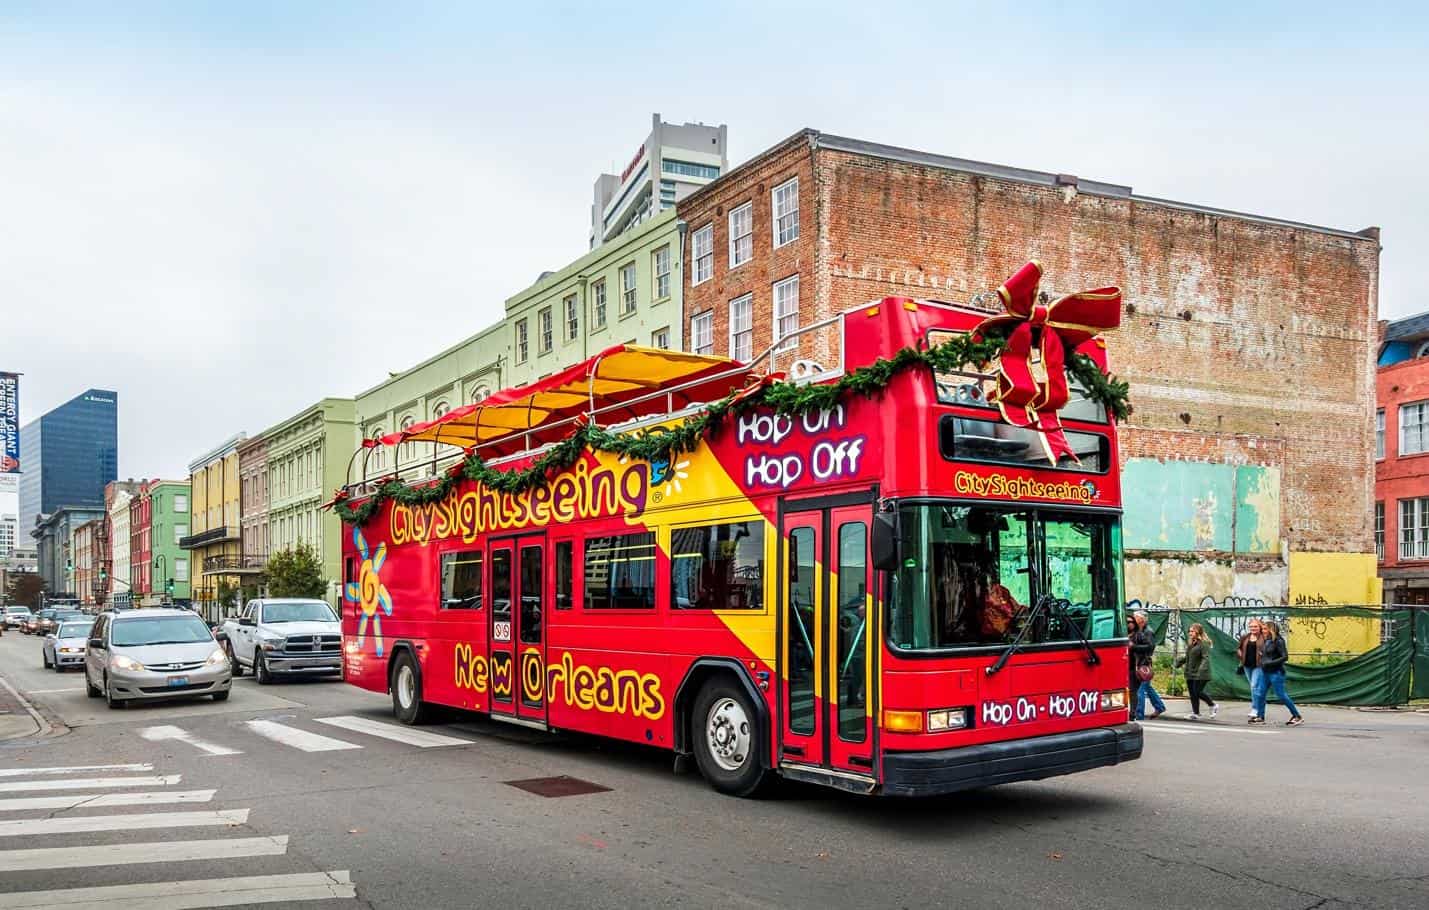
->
[1048,598,1101,668]
[986,593,1055,678]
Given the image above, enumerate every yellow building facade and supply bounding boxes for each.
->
[179,433,246,620]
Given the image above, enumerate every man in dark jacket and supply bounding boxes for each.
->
[1130,610,1165,720]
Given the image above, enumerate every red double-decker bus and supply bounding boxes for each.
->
[335,290,1141,797]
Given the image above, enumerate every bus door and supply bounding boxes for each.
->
[488,534,548,726]
[780,502,874,777]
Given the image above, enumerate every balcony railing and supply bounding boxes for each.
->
[203,554,268,575]
[179,526,240,549]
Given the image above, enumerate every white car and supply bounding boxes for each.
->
[220,598,342,684]
[43,618,94,671]
[3,605,33,630]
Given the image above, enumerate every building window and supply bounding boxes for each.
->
[515,319,529,363]
[1401,401,1429,455]
[399,415,416,467]
[538,307,553,354]
[583,532,657,610]
[1401,498,1429,559]
[433,400,450,419]
[653,246,671,300]
[369,429,384,471]
[470,384,491,404]
[662,159,720,180]
[592,280,607,328]
[670,521,765,610]
[440,550,483,610]
[1376,409,1385,460]
[1376,501,1385,562]
[652,327,670,349]
[659,179,678,208]
[773,177,799,247]
[174,524,187,545]
[728,202,753,268]
[620,262,638,315]
[563,294,579,340]
[692,224,714,285]
[174,495,187,514]
[773,275,800,351]
[690,312,713,355]
[729,294,753,362]
[174,557,188,583]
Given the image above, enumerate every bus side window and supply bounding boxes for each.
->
[555,541,574,610]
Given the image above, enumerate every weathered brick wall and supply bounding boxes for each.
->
[817,148,1380,554]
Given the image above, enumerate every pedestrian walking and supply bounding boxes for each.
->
[1129,610,1165,720]
[1125,616,1138,696]
[1236,619,1264,719]
[1252,621,1303,726]
[1174,622,1218,720]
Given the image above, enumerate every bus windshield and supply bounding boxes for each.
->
[887,503,1123,652]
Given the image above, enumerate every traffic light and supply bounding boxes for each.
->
[165,578,175,595]
[99,568,107,582]
[65,559,73,573]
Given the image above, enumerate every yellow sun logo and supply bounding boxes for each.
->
[344,528,393,657]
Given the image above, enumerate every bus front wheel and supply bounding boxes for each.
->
[390,652,431,726]
[691,678,770,797]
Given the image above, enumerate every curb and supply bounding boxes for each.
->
[0,673,63,742]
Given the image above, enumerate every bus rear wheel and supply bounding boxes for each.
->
[390,652,431,726]
[691,678,770,797]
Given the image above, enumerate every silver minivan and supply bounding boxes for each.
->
[84,608,233,709]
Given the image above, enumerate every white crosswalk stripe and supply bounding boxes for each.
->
[0,808,249,839]
[0,763,152,778]
[1139,720,1269,736]
[140,725,241,756]
[0,834,289,872]
[0,789,216,813]
[314,715,472,748]
[0,775,180,793]
[0,870,355,909]
[243,719,361,752]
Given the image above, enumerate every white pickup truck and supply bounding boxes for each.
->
[219,598,342,684]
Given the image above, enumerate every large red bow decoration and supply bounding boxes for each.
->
[974,261,1121,463]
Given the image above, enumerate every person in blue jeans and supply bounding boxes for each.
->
[1129,610,1165,720]
[1251,620,1303,726]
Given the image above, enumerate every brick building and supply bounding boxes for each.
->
[1374,313,1429,603]
[679,129,1382,612]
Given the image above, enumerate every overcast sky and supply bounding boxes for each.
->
[2,2,1426,480]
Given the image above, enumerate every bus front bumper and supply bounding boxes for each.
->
[880,723,1143,797]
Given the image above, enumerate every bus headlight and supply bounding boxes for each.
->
[1100,689,1127,711]
[926,708,970,732]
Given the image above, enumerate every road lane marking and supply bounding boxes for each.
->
[1139,721,1269,736]
[0,775,181,793]
[243,719,361,753]
[140,725,241,756]
[0,789,216,813]
[0,808,249,838]
[0,869,354,909]
[0,763,153,778]
[0,834,287,873]
[23,688,85,695]
[314,715,472,748]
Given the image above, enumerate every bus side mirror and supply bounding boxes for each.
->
[872,511,900,572]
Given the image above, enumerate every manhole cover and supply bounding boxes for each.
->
[504,775,611,798]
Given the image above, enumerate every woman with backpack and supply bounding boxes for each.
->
[1174,622,1218,720]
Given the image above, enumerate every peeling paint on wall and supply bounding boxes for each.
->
[1234,467,1281,554]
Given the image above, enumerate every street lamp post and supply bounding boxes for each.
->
[153,553,170,605]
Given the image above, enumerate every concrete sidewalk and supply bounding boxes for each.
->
[0,673,44,741]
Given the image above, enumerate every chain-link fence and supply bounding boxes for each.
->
[1141,604,1429,706]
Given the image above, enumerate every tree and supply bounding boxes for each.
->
[265,543,328,599]
[6,572,45,609]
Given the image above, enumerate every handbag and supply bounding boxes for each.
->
[1135,663,1154,682]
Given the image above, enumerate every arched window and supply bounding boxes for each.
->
[470,384,492,404]
[433,400,450,419]
[1416,341,1429,359]
[369,428,384,472]
[398,415,416,468]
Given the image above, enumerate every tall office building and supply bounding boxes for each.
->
[19,389,118,540]
[589,113,727,249]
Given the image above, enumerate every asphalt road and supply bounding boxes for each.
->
[1,630,1427,909]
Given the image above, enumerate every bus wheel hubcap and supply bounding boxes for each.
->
[706,697,749,772]
[398,666,415,709]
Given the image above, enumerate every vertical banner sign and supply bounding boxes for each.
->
[0,373,18,473]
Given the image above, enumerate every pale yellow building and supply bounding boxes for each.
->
[179,433,246,619]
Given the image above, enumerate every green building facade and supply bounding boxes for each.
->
[147,480,193,604]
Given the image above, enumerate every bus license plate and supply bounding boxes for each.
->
[167,676,189,687]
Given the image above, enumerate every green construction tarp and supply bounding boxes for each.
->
[1413,610,1429,700]
[1166,608,1411,707]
